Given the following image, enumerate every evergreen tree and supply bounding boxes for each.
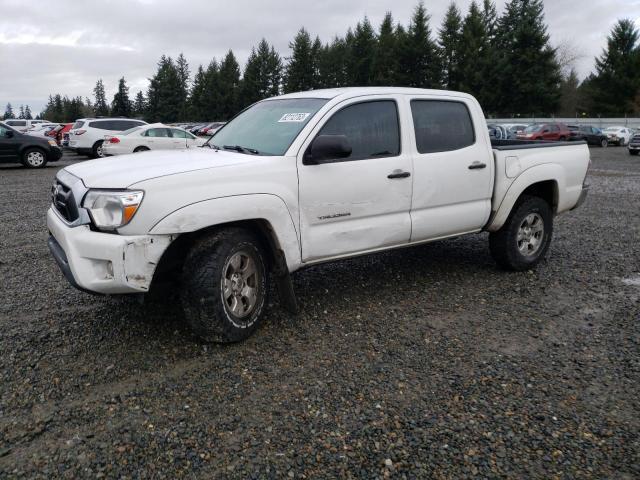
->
[65,97,84,122]
[372,13,399,86]
[24,105,32,120]
[93,79,110,116]
[348,17,377,86]
[558,69,582,116]
[146,55,184,122]
[3,103,14,119]
[396,2,441,88]
[111,77,132,117]
[218,50,241,119]
[316,37,349,88]
[176,53,190,121]
[202,59,222,120]
[284,28,316,93]
[83,97,94,117]
[18,105,25,119]
[133,91,147,118]
[457,2,493,106]
[188,64,209,121]
[438,3,463,90]
[586,19,640,115]
[241,39,283,107]
[495,0,562,114]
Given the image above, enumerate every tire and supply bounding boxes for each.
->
[133,146,150,153]
[600,138,608,148]
[630,150,639,156]
[180,228,268,343]
[22,148,48,169]
[91,140,105,159]
[558,136,566,141]
[619,138,625,147]
[489,195,553,271]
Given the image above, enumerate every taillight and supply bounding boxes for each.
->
[109,137,120,143]
[75,130,86,135]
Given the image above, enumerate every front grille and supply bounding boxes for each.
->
[51,180,79,222]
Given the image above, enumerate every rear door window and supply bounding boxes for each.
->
[144,128,171,138]
[6,120,26,127]
[410,100,475,154]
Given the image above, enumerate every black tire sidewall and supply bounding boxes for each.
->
[134,147,149,153]
[92,140,104,158]
[490,196,553,271]
[181,229,268,342]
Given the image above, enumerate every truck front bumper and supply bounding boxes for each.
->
[47,207,174,294]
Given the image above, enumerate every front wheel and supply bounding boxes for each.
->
[180,228,268,342]
[22,148,48,168]
[489,195,553,271]
[630,150,639,156]
[600,138,608,148]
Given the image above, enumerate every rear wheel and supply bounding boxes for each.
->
[91,140,105,158]
[600,138,608,148]
[133,146,150,153]
[180,228,268,343]
[22,148,47,168]
[489,195,553,271]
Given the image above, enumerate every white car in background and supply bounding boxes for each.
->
[25,123,59,137]
[3,119,51,133]
[602,126,633,146]
[68,118,148,158]
[102,123,207,156]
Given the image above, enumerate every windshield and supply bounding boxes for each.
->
[206,98,329,155]
[524,125,543,133]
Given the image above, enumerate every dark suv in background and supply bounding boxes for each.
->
[568,125,609,147]
[0,122,63,168]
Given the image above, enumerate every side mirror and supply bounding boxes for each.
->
[304,135,352,165]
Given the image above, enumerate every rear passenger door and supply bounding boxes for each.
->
[143,128,174,150]
[297,97,413,262]
[408,97,493,241]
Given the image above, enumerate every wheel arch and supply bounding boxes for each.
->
[487,164,564,232]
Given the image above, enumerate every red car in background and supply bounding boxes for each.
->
[46,123,73,146]
[517,123,571,141]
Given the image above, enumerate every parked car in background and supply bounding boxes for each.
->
[3,119,51,133]
[26,123,59,137]
[517,123,571,141]
[198,122,226,136]
[628,132,640,155]
[68,118,147,158]
[189,124,207,135]
[102,123,207,156]
[47,123,73,146]
[568,125,608,147]
[602,126,632,146]
[0,121,62,168]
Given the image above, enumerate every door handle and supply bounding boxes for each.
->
[387,170,411,179]
[468,162,487,170]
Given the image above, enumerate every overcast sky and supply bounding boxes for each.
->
[1,0,639,114]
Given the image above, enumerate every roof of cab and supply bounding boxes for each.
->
[273,86,474,101]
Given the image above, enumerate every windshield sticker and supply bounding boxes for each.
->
[278,113,310,123]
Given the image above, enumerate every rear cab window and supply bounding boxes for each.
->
[410,100,475,153]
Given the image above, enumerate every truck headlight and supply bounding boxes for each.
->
[83,190,144,230]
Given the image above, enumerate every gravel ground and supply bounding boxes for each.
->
[0,147,639,479]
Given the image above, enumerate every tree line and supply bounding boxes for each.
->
[3,0,639,123]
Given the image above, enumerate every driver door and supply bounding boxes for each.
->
[297,97,413,262]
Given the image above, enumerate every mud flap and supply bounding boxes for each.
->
[273,249,299,314]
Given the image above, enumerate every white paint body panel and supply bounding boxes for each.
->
[51,87,590,295]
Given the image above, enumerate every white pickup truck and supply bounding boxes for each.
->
[48,87,590,342]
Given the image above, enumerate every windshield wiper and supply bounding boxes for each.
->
[223,145,259,155]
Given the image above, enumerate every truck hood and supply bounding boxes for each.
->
[64,148,262,188]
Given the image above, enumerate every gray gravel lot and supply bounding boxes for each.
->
[0,147,639,478]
